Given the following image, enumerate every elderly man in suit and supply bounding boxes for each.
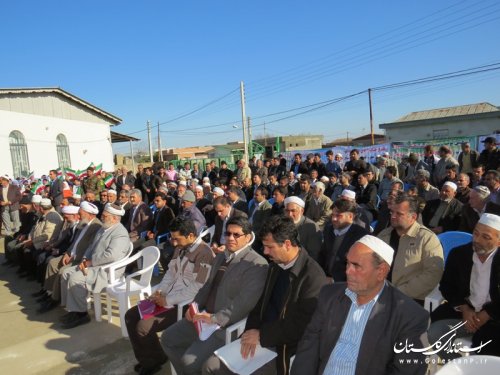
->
[126,189,153,242]
[422,181,463,234]
[292,235,429,375]
[319,199,368,283]
[429,213,500,359]
[304,181,332,230]
[284,196,322,261]
[18,198,63,279]
[60,203,131,329]
[0,175,22,236]
[36,201,102,313]
[161,216,268,375]
[210,196,247,254]
[116,166,136,193]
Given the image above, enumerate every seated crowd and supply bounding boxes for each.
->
[0,136,499,375]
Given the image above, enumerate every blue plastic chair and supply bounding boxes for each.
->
[437,231,473,262]
[152,232,171,276]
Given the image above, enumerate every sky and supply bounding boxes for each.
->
[2,0,500,156]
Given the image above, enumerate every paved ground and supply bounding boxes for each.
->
[0,237,172,375]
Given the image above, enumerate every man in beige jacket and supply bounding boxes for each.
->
[378,193,444,303]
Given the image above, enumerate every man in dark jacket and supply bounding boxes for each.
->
[422,181,463,234]
[210,196,248,252]
[429,213,500,359]
[203,215,328,375]
[289,153,308,175]
[319,199,368,282]
[478,136,500,172]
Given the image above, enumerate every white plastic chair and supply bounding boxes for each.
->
[92,241,134,322]
[105,246,160,337]
[435,355,500,374]
[225,318,247,344]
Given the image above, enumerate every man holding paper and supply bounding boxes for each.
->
[161,216,268,375]
[203,215,328,375]
[125,218,214,375]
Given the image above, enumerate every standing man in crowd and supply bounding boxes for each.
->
[0,175,22,237]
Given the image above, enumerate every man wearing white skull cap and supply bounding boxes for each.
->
[37,201,103,313]
[60,202,131,328]
[422,179,463,234]
[429,212,500,358]
[293,235,429,375]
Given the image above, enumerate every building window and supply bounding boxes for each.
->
[9,130,30,178]
[56,134,71,169]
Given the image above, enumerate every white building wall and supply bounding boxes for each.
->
[0,109,114,177]
[384,117,500,142]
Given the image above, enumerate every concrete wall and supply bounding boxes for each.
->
[0,109,114,177]
[383,117,500,142]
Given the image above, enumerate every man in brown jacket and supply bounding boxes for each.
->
[378,193,444,303]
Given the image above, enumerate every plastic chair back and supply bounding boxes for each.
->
[437,231,473,262]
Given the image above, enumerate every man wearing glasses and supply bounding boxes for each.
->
[161,216,268,375]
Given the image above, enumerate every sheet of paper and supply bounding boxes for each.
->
[214,338,277,375]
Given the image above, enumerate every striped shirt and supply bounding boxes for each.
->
[323,284,385,375]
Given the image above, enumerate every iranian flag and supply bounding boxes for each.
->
[31,181,46,195]
[104,174,115,188]
[56,168,64,180]
[94,163,103,174]
[77,169,87,179]
[65,168,77,180]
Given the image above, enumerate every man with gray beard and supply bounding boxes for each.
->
[37,201,102,313]
[284,196,322,261]
[429,213,500,358]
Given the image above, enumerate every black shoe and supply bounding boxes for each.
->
[32,289,46,297]
[2,259,12,266]
[138,364,162,375]
[37,299,59,314]
[27,274,37,281]
[36,293,50,303]
[61,313,91,329]
[18,271,29,278]
[16,268,24,274]
[59,312,77,323]
[134,363,142,373]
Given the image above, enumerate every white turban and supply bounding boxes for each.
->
[478,213,500,231]
[320,176,329,183]
[442,181,457,191]
[40,198,52,208]
[284,196,305,208]
[341,189,356,200]
[62,205,80,215]
[31,195,42,204]
[179,180,187,186]
[107,190,117,195]
[104,203,125,217]
[357,235,394,266]
[195,185,203,191]
[213,187,225,196]
[73,194,82,199]
[80,201,99,215]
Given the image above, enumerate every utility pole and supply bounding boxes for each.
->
[264,122,267,147]
[129,140,135,172]
[240,81,249,164]
[247,116,252,158]
[368,88,375,145]
[147,120,153,163]
[157,121,163,162]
